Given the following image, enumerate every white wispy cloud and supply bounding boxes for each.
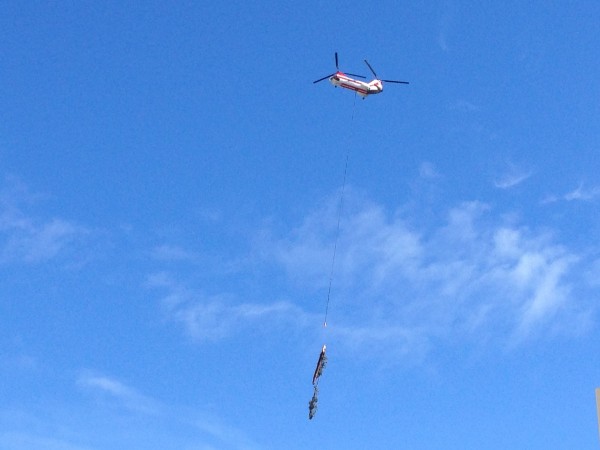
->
[438,3,458,52]
[79,372,263,449]
[77,373,160,415]
[173,299,307,342]
[147,272,314,342]
[1,218,85,263]
[0,178,88,264]
[143,187,595,356]
[564,183,600,201]
[78,373,261,449]
[2,376,262,450]
[494,165,532,189]
[264,195,592,354]
[543,182,600,203]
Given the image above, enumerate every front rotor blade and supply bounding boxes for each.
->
[364,60,377,78]
[313,73,336,84]
[381,79,409,84]
[335,52,339,70]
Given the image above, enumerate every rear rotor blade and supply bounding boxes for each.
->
[335,52,339,70]
[313,73,336,84]
[364,60,377,79]
[381,79,409,84]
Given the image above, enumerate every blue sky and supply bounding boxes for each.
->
[1,1,600,449]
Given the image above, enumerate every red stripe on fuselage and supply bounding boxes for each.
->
[332,72,369,95]
[340,83,368,94]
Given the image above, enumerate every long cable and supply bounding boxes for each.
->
[310,91,357,421]
[323,92,357,327]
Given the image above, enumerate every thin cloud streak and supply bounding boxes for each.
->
[0,178,88,264]
[78,373,161,415]
[564,183,600,201]
[2,218,84,263]
[147,272,315,342]
[1,373,263,450]
[78,372,263,449]
[494,169,532,189]
[543,183,600,203]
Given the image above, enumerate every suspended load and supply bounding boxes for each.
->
[308,345,327,420]
[312,345,327,385]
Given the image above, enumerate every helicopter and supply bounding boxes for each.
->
[313,52,409,98]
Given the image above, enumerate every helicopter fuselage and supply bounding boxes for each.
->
[329,72,382,98]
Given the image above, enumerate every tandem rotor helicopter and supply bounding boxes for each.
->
[313,52,409,98]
